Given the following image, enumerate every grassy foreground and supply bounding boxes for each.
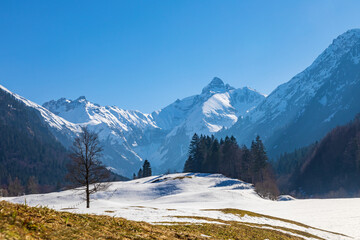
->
[0,200,309,240]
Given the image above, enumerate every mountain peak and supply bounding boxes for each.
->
[331,29,360,48]
[311,29,360,69]
[76,96,87,102]
[339,28,360,38]
[202,77,234,94]
[210,77,224,86]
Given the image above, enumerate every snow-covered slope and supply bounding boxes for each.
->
[5,173,359,239]
[0,84,80,138]
[224,29,360,156]
[153,77,264,134]
[42,96,162,176]
[43,96,157,130]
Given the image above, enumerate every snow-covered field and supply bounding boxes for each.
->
[3,173,360,239]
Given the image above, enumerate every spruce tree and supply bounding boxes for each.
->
[187,133,201,172]
[250,135,268,183]
[189,133,200,160]
[137,168,143,179]
[208,139,220,173]
[142,160,152,177]
[240,145,250,182]
[194,136,205,172]
[183,155,195,172]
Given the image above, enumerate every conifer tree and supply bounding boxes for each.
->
[188,133,200,160]
[250,135,268,182]
[137,168,143,178]
[195,136,206,172]
[182,133,278,199]
[206,139,220,173]
[186,133,200,172]
[240,145,251,182]
[183,155,195,172]
[142,160,152,177]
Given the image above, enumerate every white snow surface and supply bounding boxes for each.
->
[4,173,359,239]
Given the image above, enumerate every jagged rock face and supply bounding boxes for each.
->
[223,29,360,157]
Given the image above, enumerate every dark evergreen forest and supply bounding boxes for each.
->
[274,114,360,198]
[0,89,70,196]
[183,134,279,199]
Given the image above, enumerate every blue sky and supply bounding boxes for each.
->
[1,1,360,112]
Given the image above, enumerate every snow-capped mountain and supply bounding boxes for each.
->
[0,84,80,137]
[150,77,265,171]
[223,29,360,157]
[40,78,264,175]
[152,77,264,134]
[42,96,162,176]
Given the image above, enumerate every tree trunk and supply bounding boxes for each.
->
[86,183,90,208]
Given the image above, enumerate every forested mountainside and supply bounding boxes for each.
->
[274,114,360,197]
[0,86,70,195]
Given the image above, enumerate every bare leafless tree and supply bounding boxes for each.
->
[66,126,110,208]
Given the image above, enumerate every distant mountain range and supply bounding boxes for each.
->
[1,29,360,177]
[40,77,265,175]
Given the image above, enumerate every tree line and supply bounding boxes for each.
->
[0,175,40,197]
[183,133,279,199]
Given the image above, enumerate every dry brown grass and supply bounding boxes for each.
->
[0,201,321,239]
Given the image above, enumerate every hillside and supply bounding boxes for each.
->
[275,114,360,197]
[5,173,359,239]
[0,85,70,194]
[0,201,314,240]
